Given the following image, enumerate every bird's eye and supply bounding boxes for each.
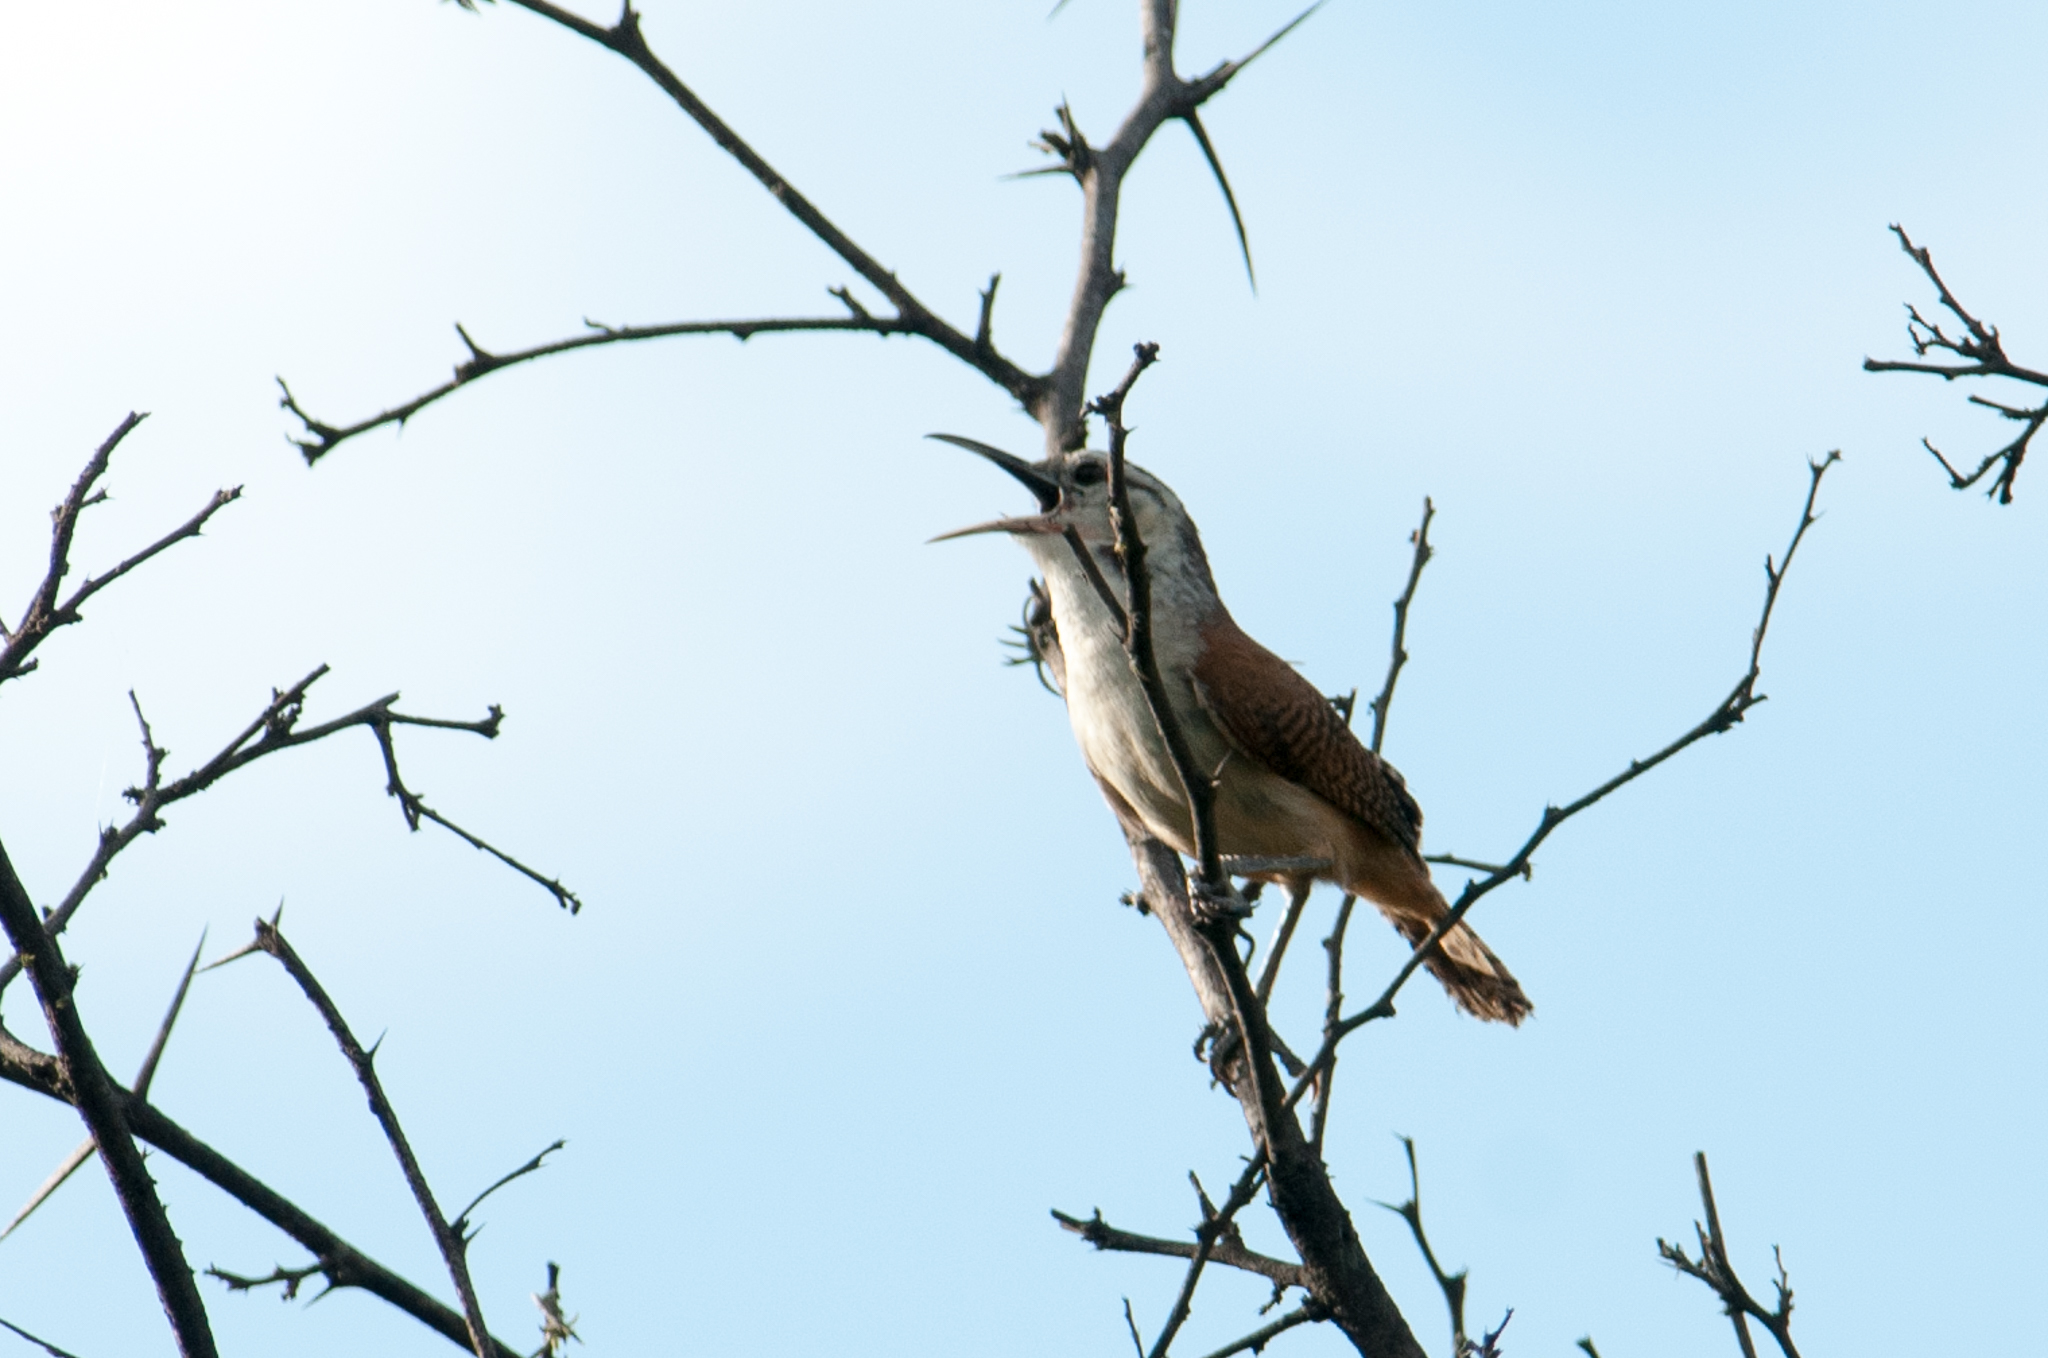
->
[1072,461,1106,487]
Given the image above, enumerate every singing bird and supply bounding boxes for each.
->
[936,437,1531,1025]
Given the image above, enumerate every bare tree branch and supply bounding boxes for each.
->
[0,842,217,1358]
[1086,349,1424,1358]
[1864,225,2048,504]
[285,0,1047,460]
[1052,1205,1306,1292]
[1367,499,1434,756]
[1307,895,1354,1156]
[1189,1303,1324,1358]
[0,666,572,998]
[1124,1299,1148,1358]
[1658,1153,1800,1358]
[1375,1138,1467,1355]
[276,313,915,463]
[450,1139,566,1240]
[0,1316,87,1358]
[1145,1160,1271,1358]
[248,917,493,1358]
[1461,1310,1512,1358]
[1,931,205,1242]
[61,1073,521,1358]
[205,1262,326,1302]
[1040,3,1322,452]
[1,414,239,686]
[301,0,1323,460]
[1285,452,1840,1103]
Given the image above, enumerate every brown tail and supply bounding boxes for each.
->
[1390,909,1532,1026]
[1343,848,1533,1024]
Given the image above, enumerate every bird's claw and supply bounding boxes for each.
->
[1190,879,1252,929]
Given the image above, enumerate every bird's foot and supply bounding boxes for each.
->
[1189,878,1253,929]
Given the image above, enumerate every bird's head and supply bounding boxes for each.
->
[926,434,1194,552]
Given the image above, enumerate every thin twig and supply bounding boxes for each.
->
[1188,1303,1324,1358]
[1145,1160,1269,1358]
[0,666,573,997]
[1863,225,2048,504]
[1461,1310,1512,1358]
[450,1140,566,1238]
[1307,896,1354,1155]
[1657,1153,1801,1358]
[1375,1138,1466,1354]
[250,919,492,1358]
[1052,1206,1305,1292]
[1287,453,1840,1106]
[277,314,918,462]
[206,1263,325,1303]
[1367,499,1434,756]
[1420,854,1527,879]
[2,414,240,686]
[0,1316,86,1358]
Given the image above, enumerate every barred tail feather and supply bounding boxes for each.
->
[1354,859,1533,1025]
[1404,914,1532,1026]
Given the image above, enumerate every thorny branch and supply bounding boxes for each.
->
[1659,1154,1800,1358]
[1307,895,1354,1156]
[0,1316,85,1358]
[452,1140,567,1241]
[1190,1303,1324,1358]
[1094,342,1221,898]
[1461,1311,1513,1358]
[0,841,219,1358]
[1286,452,1841,1110]
[274,313,917,463]
[207,1262,325,1302]
[1375,1138,1468,1355]
[0,663,575,999]
[0,1033,529,1358]
[1082,345,1424,1358]
[288,0,1322,460]
[1367,499,1434,757]
[1052,1201,1306,1293]
[1864,224,2048,504]
[1,413,239,686]
[247,917,494,1358]
[1144,1160,1271,1358]
[1,931,206,1242]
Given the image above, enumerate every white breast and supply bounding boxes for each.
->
[1023,537,1228,856]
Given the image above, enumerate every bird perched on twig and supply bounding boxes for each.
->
[935,437,1530,1025]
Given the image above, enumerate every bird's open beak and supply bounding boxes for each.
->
[928,513,1061,542]
[927,432,1064,543]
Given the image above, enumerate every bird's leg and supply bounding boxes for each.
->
[1253,879,1316,1005]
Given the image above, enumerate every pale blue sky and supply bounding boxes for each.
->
[2,3,2044,1356]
